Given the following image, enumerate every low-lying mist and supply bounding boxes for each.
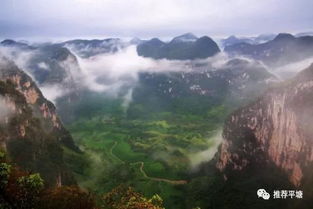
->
[188,130,223,169]
[72,45,230,94]
[2,41,313,104]
[273,57,313,79]
[0,44,231,102]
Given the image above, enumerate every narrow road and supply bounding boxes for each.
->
[109,141,125,164]
[110,141,188,185]
[133,161,188,185]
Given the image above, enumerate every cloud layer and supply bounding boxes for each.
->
[0,43,230,101]
[72,45,230,94]
[188,130,223,169]
[1,0,312,39]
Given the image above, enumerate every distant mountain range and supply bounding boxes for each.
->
[296,31,313,37]
[225,33,313,67]
[2,32,313,96]
[3,32,313,65]
[137,33,220,60]
[61,38,127,58]
[221,34,276,48]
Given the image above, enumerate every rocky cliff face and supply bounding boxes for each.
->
[0,55,77,187]
[216,63,313,186]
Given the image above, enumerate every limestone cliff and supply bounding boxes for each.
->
[0,55,77,187]
[216,63,313,186]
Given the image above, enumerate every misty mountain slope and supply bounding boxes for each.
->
[130,58,275,116]
[225,33,313,67]
[0,39,81,87]
[137,34,220,60]
[221,34,276,48]
[170,33,198,43]
[1,39,35,50]
[29,45,80,85]
[212,63,313,207]
[62,38,127,58]
[0,55,77,187]
[55,57,275,124]
[221,35,254,48]
[130,37,146,45]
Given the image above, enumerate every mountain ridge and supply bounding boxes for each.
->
[137,34,220,60]
[225,33,313,67]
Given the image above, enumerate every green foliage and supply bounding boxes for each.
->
[17,173,44,191]
[206,105,228,121]
[149,194,163,207]
[13,173,44,209]
[0,163,11,189]
[0,152,97,209]
[63,146,91,177]
[0,151,6,159]
[102,185,164,209]
[0,158,44,209]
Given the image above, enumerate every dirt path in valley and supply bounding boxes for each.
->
[133,161,187,185]
[110,142,187,185]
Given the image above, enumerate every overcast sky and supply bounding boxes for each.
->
[1,0,312,40]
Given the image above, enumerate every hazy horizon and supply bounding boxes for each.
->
[1,31,313,45]
[1,0,313,40]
